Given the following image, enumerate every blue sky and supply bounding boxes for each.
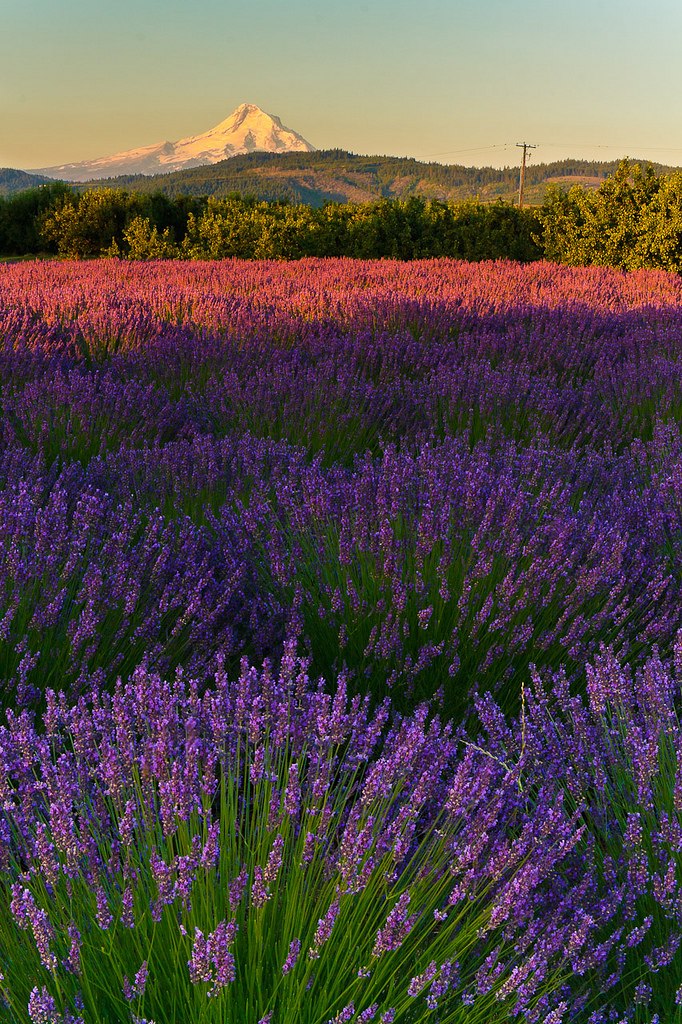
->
[3,0,682,170]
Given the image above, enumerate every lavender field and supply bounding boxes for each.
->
[1,257,682,1022]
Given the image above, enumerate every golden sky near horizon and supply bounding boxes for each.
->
[3,0,682,170]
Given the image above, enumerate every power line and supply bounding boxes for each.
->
[416,143,514,159]
[414,140,682,163]
[542,142,682,153]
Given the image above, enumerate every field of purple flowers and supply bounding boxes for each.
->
[1,257,682,1022]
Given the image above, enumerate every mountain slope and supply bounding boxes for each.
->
[77,151,677,207]
[0,168,54,196]
[31,104,315,182]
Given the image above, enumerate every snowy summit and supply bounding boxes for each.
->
[31,103,316,182]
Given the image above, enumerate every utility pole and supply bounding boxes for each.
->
[516,142,538,209]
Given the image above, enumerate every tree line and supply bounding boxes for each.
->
[4,160,682,269]
[0,187,542,261]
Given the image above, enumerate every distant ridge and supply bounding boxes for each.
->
[0,168,53,196]
[72,151,680,207]
[30,104,315,182]
[5,151,680,208]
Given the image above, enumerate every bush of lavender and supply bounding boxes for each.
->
[474,641,682,1022]
[0,647,601,1024]
[0,467,279,710]
[251,434,681,716]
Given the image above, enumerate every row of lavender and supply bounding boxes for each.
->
[1,260,682,714]
[1,259,682,1021]
[2,427,681,718]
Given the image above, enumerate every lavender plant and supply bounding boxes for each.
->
[475,642,682,1022]
[0,469,271,709]
[0,649,593,1024]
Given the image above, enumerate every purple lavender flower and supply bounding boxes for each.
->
[282,938,301,975]
[372,892,417,957]
[227,868,249,910]
[327,1003,354,1024]
[188,920,237,996]
[11,885,57,971]
[309,896,341,959]
[407,960,438,997]
[27,987,57,1024]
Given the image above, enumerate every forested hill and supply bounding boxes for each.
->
[3,152,679,205]
[73,150,677,206]
[0,168,53,196]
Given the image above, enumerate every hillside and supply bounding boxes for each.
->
[77,150,677,206]
[0,168,53,196]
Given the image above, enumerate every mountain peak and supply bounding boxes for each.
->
[30,104,315,182]
[214,102,286,134]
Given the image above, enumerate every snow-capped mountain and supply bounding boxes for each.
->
[31,104,315,182]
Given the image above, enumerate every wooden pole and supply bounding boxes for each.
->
[516,142,538,208]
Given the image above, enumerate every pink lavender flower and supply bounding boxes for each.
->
[250,866,270,909]
[407,960,438,996]
[263,834,284,885]
[121,885,135,928]
[64,923,81,976]
[284,761,301,816]
[541,1005,568,1024]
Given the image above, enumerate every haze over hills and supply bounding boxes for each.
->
[29,103,315,182]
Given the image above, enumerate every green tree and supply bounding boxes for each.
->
[181,196,262,259]
[537,159,682,270]
[633,170,682,271]
[449,199,542,262]
[116,216,178,259]
[0,183,74,256]
[40,189,144,258]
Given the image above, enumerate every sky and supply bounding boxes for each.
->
[3,0,682,171]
